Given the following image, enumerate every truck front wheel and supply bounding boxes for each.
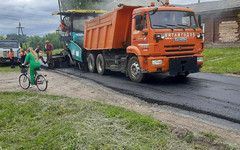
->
[96,54,106,75]
[87,53,96,73]
[127,56,145,83]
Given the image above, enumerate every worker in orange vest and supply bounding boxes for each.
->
[19,48,27,63]
[9,49,15,68]
[60,20,70,36]
[35,45,46,64]
[44,40,53,64]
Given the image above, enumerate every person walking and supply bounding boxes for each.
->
[9,49,15,68]
[23,47,41,86]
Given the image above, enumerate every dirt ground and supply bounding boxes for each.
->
[1,70,240,147]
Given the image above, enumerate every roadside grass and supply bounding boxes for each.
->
[185,134,196,143]
[200,132,219,141]
[194,145,209,150]
[52,48,63,55]
[201,48,240,74]
[40,48,63,57]
[0,66,19,72]
[0,92,191,150]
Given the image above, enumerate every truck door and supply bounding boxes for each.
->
[133,13,149,55]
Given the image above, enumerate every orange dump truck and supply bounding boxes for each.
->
[84,1,204,82]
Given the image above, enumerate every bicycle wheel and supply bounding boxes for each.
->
[36,75,48,91]
[19,74,30,89]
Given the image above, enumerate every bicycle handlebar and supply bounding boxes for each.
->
[20,64,29,68]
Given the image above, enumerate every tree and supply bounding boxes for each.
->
[7,34,28,43]
[0,35,4,40]
[28,35,45,50]
[28,33,63,50]
[43,33,62,49]
[7,33,29,48]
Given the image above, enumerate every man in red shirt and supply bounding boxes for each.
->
[45,40,53,64]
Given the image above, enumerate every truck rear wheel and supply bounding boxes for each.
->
[127,56,145,83]
[87,53,96,73]
[96,54,106,75]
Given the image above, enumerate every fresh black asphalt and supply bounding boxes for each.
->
[45,65,240,131]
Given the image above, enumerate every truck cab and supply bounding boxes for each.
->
[0,40,20,64]
[128,3,204,77]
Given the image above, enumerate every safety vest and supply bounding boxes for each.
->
[9,52,14,59]
[20,51,27,57]
[60,23,69,33]
[45,44,53,55]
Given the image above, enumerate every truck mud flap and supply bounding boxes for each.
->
[169,57,199,76]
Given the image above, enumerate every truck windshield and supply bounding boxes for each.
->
[0,41,18,49]
[149,10,198,30]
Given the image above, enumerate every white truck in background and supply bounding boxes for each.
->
[0,40,20,65]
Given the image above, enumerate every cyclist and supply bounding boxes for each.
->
[22,47,41,86]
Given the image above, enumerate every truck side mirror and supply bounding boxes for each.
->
[198,15,202,29]
[135,15,144,31]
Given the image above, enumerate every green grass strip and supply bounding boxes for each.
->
[40,48,62,57]
[202,48,240,74]
[0,66,20,72]
[0,92,191,150]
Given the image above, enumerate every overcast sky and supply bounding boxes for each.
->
[0,0,219,36]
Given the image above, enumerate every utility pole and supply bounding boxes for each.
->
[16,22,27,48]
[198,0,200,3]
[58,0,62,20]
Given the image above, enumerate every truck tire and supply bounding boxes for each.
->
[87,53,96,73]
[127,56,145,83]
[96,54,106,75]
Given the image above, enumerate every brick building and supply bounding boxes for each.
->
[185,0,240,48]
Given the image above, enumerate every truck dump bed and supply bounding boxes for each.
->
[84,6,140,50]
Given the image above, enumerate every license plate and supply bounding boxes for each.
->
[175,37,187,42]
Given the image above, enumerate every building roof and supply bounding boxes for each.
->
[181,0,240,13]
